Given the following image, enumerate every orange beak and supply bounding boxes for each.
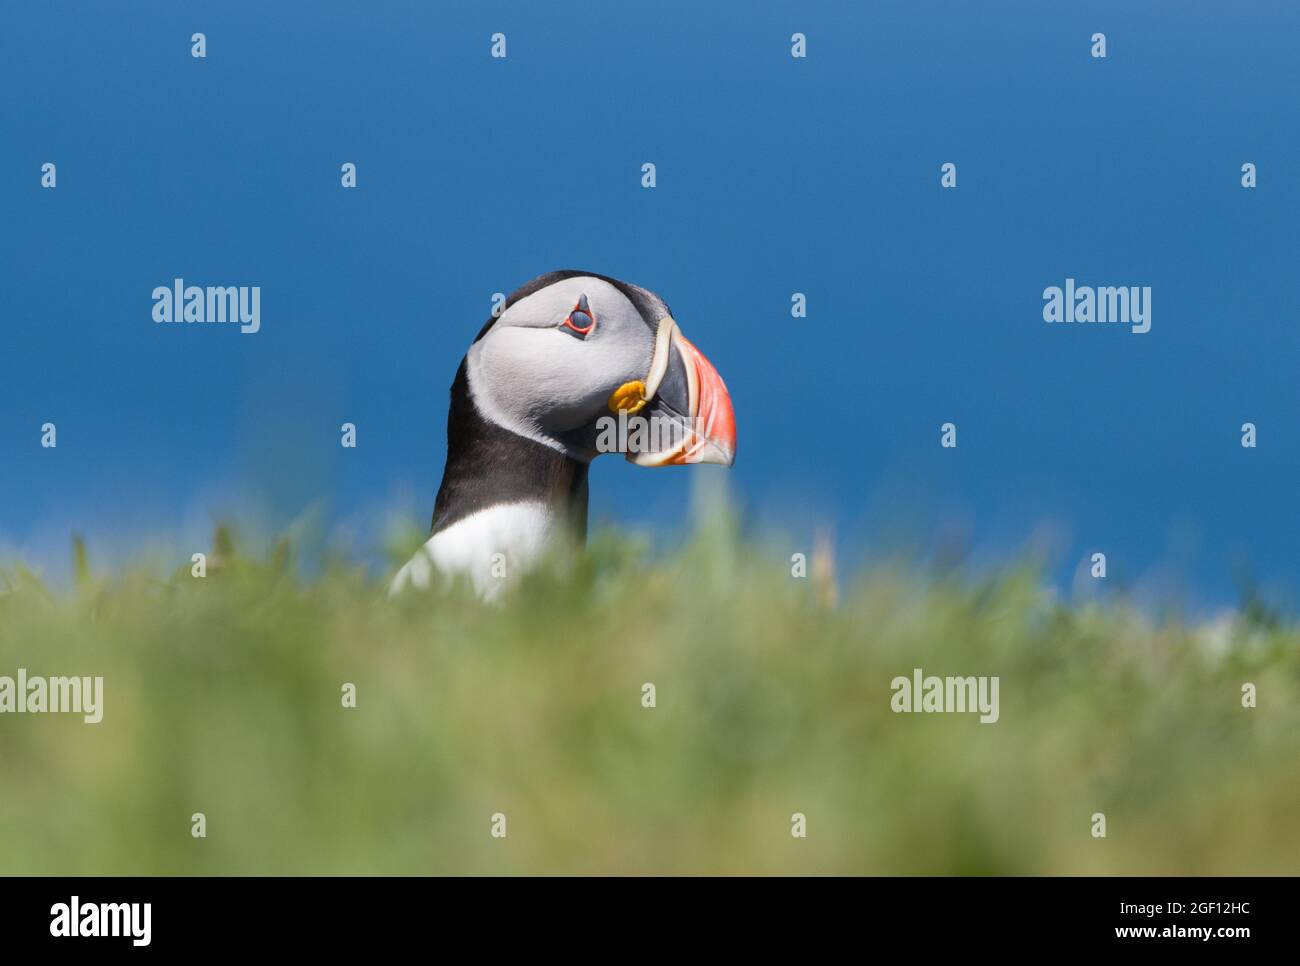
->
[670,331,736,466]
[627,324,736,468]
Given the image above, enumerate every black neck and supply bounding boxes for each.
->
[431,361,589,540]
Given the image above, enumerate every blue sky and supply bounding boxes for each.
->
[3,1,1298,609]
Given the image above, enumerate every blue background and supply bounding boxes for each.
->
[3,0,1297,609]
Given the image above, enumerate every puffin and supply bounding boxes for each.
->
[392,270,737,597]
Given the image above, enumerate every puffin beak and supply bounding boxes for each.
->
[627,323,736,467]
[671,331,737,465]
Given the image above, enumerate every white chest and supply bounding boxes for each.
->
[390,501,561,599]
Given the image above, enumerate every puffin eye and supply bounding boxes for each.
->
[560,293,595,339]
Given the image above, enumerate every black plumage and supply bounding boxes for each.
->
[430,359,589,540]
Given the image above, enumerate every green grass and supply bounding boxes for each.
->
[1,512,1297,875]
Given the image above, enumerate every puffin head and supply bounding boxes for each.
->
[465,271,736,467]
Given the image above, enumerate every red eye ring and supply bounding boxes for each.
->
[561,295,596,336]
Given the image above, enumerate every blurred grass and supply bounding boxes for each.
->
[1,511,1297,875]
